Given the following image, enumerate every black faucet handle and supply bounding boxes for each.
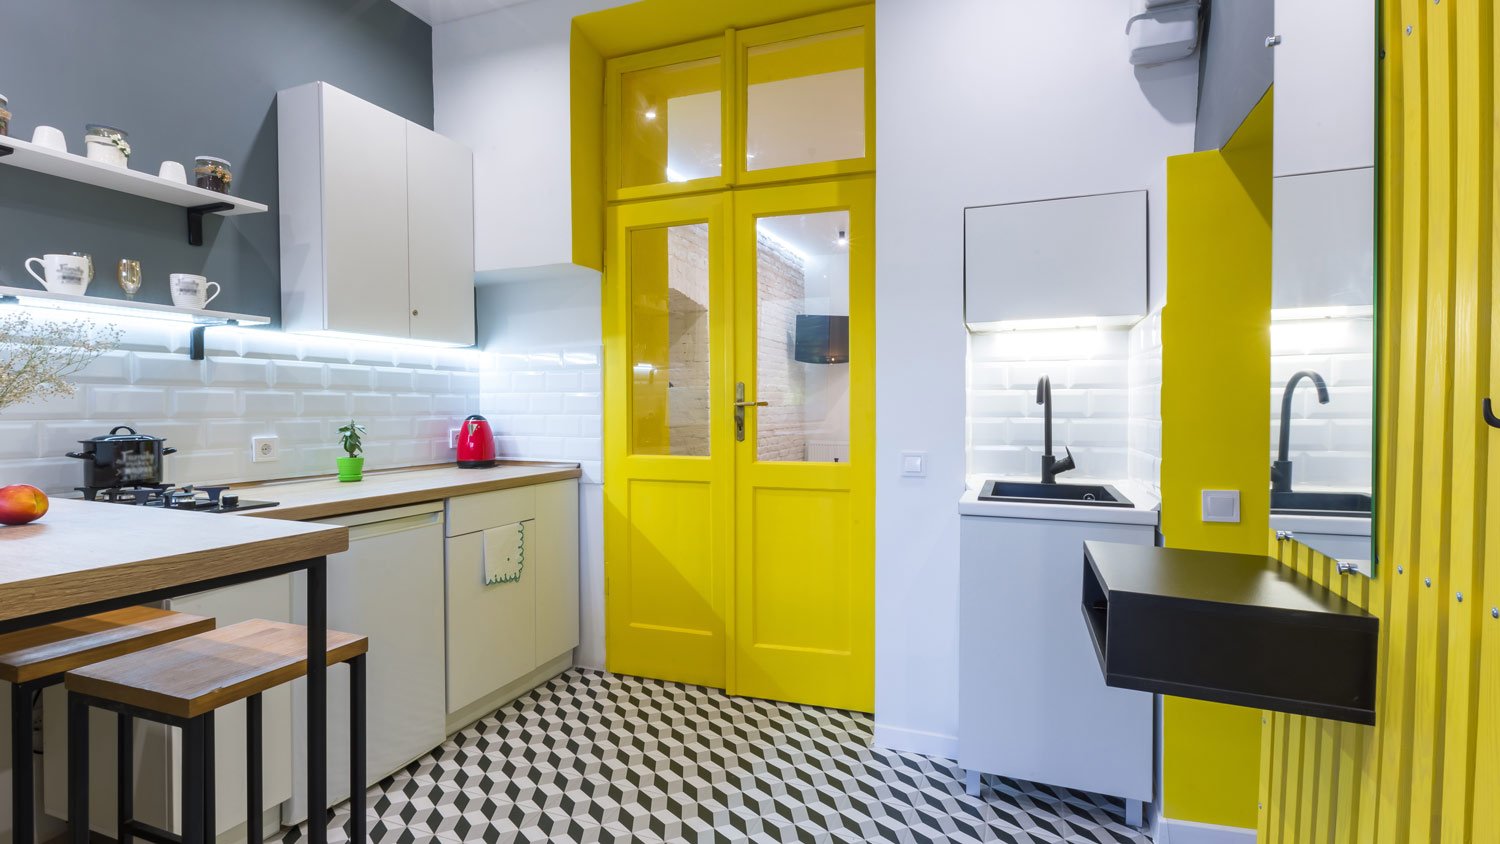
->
[1055,447,1076,475]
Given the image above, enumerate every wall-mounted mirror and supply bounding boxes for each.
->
[1267,0,1377,571]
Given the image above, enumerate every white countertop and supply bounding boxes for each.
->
[1269,512,1372,536]
[958,476,1161,526]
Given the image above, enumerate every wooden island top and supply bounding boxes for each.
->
[0,499,348,627]
[234,461,581,522]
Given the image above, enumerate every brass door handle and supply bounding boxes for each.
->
[734,382,765,442]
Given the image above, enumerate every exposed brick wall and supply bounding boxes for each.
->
[667,224,711,456]
[754,235,808,462]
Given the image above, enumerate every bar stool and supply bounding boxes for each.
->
[0,607,215,843]
[63,619,368,844]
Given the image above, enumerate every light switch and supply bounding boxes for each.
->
[1202,489,1240,523]
[900,451,927,477]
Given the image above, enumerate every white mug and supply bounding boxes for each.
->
[158,161,187,183]
[25,253,93,295]
[30,125,66,153]
[169,273,220,309]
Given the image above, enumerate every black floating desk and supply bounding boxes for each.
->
[1081,541,1378,725]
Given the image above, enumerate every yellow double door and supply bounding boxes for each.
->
[603,177,873,712]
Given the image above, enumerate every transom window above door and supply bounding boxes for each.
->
[605,6,874,201]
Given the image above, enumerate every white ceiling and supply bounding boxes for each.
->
[388,0,537,24]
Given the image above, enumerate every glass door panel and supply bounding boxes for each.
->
[745,29,866,172]
[611,40,727,197]
[628,223,713,457]
[753,211,852,463]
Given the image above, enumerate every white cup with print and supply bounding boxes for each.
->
[24,253,93,294]
[169,273,220,309]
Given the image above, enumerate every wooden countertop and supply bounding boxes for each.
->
[0,499,348,625]
[234,462,582,522]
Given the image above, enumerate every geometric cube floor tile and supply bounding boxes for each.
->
[277,669,1152,843]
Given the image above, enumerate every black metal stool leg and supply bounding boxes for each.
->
[67,693,89,844]
[349,655,366,844]
[247,694,263,844]
[183,716,206,844]
[203,711,216,842]
[12,682,35,844]
[118,711,134,844]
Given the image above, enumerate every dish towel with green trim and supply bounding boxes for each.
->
[483,520,529,585]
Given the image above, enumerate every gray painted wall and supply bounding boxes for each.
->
[0,0,432,324]
[1194,0,1274,151]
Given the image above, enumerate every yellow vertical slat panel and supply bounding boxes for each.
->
[1438,0,1490,839]
[1281,715,1303,843]
[1469,1,1500,837]
[1409,0,1456,833]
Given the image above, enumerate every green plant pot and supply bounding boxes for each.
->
[336,456,364,483]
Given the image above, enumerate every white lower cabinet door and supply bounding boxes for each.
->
[534,480,581,662]
[958,516,1155,804]
[42,576,294,838]
[445,530,537,714]
[286,505,448,822]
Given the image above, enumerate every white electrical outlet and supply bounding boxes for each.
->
[449,428,461,449]
[251,436,280,463]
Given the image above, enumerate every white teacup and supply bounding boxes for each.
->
[30,125,66,153]
[158,161,187,183]
[169,273,220,309]
[25,253,93,295]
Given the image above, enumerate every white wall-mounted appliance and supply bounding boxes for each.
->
[1126,0,1202,67]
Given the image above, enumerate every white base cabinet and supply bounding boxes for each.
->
[958,513,1155,806]
[285,503,448,823]
[42,576,294,840]
[446,479,580,715]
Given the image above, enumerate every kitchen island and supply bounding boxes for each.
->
[0,499,348,844]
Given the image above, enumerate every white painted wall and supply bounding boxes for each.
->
[431,0,616,280]
[875,0,1197,756]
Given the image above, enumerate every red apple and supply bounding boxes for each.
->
[0,484,49,526]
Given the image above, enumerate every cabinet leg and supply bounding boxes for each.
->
[1125,798,1144,828]
[964,769,982,797]
[13,682,35,844]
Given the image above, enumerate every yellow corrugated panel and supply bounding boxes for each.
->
[1262,1,1498,840]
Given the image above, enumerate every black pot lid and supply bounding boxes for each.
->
[79,425,165,443]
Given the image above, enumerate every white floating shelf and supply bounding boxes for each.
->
[0,136,267,244]
[0,285,270,360]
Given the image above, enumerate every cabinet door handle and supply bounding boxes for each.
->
[1266,34,1282,47]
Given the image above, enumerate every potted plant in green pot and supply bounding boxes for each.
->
[337,419,366,482]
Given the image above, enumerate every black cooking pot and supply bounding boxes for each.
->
[65,426,177,488]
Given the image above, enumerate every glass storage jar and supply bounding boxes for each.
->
[193,156,233,194]
[0,95,10,137]
[84,124,130,167]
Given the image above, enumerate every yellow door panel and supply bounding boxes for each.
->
[746,487,853,653]
[731,178,874,711]
[604,194,733,688]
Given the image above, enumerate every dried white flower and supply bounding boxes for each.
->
[0,313,122,412]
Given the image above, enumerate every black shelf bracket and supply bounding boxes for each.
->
[186,202,233,247]
[188,319,239,361]
[0,145,14,158]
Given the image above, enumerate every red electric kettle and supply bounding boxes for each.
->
[456,414,497,468]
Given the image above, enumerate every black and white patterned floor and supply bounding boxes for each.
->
[281,669,1151,843]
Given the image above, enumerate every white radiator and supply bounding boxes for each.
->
[806,441,850,463]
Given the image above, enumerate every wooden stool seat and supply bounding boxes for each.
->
[65,619,367,720]
[0,607,214,685]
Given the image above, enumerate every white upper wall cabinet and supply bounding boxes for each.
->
[1272,168,1374,311]
[1271,0,1375,177]
[279,82,476,344]
[964,191,1148,329]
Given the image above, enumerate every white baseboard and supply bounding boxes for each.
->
[1158,817,1257,844]
[872,722,959,760]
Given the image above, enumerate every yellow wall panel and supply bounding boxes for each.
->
[1260,2,1498,841]
[1159,93,1274,830]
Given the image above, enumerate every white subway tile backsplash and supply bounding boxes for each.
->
[171,389,239,418]
[546,371,581,393]
[90,386,169,417]
[0,319,481,494]
[1271,313,1372,491]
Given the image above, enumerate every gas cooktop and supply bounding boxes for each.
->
[80,484,278,513]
